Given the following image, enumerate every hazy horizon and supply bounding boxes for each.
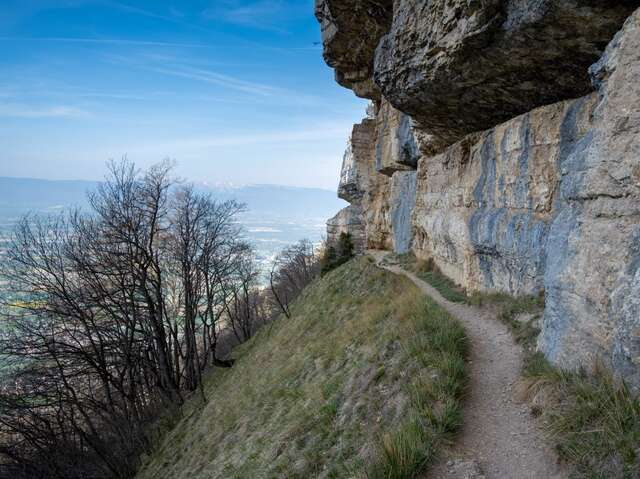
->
[0,1,365,190]
[0,173,340,193]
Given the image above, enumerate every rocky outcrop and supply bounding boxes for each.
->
[330,118,393,252]
[330,104,420,253]
[314,0,392,99]
[320,3,640,386]
[318,0,636,148]
[374,0,636,146]
[327,205,366,252]
[375,99,421,176]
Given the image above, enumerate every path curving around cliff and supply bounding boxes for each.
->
[369,251,567,479]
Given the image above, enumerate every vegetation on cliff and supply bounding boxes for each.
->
[137,258,468,479]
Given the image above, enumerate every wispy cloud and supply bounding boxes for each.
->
[202,0,303,33]
[0,104,90,119]
[0,36,207,49]
[149,65,284,96]
[101,50,291,98]
[168,6,185,19]
[103,1,183,25]
[104,1,216,35]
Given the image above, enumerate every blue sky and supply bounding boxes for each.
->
[0,0,366,189]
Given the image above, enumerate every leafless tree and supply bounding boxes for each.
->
[0,160,250,478]
[269,239,320,319]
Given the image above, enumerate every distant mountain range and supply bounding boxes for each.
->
[0,177,346,222]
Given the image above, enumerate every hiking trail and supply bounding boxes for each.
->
[370,251,566,479]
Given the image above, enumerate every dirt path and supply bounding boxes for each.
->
[369,251,566,479]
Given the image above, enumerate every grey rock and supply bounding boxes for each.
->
[389,171,417,254]
[314,0,392,99]
[374,0,636,147]
[327,205,366,253]
[412,96,596,295]
[320,1,640,387]
[375,99,421,176]
[331,115,395,252]
[538,9,640,386]
[338,119,376,203]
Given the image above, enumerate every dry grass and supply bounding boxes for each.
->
[521,354,640,479]
[136,258,468,479]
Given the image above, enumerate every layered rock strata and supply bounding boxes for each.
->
[374,0,636,146]
[321,3,640,386]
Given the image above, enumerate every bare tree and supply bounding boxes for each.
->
[269,239,320,319]
[0,160,326,478]
[0,160,251,478]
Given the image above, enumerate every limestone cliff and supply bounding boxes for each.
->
[320,2,640,387]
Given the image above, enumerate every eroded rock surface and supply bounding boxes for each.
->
[330,118,394,252]
[321,4,640,386]
[375,99,421,176]
[375,0,636,146]
[413,96,597,295]
[319,0,636,147]
[327,205,366,253]
[389,171,417,254]
[314,0,392,99]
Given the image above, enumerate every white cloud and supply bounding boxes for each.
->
[0,104,90,119]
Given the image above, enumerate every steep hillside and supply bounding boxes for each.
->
[137,258,467,479]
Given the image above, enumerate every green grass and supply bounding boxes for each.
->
[521,354,640,479]
[389,253,639,478]
[394,254,544,346]
[137,258,468,479]
[415,270,468,304]
[468,292,544,349]
[394,254,468,303]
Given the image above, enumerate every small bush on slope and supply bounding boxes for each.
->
[320,232,356,275]
[136,258,468,479]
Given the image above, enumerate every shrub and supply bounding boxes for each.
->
[320,232,356,275]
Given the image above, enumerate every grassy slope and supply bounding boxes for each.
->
[137,258,468,479]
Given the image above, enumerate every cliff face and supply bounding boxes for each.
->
[320,2,640,386]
